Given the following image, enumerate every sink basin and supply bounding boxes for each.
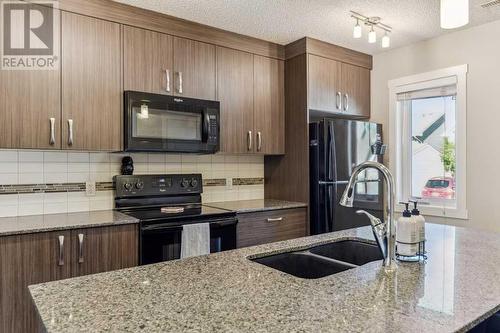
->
[252,252,354,279]
[251,240,383,279]
[309,240,383,266]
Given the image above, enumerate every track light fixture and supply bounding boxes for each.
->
[350,11,392,48]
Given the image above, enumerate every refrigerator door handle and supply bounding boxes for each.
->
[319,180,349,185]
[326,183,334,233]
[327,123,334,180]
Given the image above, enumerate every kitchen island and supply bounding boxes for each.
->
[30,223,500,332]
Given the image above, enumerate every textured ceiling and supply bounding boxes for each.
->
[113,0,500,54]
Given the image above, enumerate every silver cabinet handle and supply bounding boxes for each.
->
[257,131,262,152]
[247,131,252,151]
[78,233,84,264]
[57,235,64,266]
[49,117,55,145]
[178,71,183,94]
[67,119,73,146]
[336,92,342,110]
[165,69,171,93]
[267,217,283,222]
[344,93,349,111]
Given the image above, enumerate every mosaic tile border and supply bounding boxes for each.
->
[233,178,264,186]
[0,178,264,195]
[203,178,226,187]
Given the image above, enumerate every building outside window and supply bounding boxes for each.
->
[389,65,467,219]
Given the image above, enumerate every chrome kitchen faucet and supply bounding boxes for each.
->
[339,161,397,270]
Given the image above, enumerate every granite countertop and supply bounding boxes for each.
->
[0,210,139,236]
[205,199,307,213]
[30,223,500,332]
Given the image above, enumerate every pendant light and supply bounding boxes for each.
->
[353,19,362,38]
[368,25,376,44]
[440,0,469,29]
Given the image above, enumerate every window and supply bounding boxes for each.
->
[389,65,467,219]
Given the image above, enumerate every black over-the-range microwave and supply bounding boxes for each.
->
[124,91,220,153]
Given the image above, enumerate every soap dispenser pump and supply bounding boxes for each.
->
[396,202,418,257]
[410,200,425,243]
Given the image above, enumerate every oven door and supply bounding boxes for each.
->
[140,217,237,265]
[124,91,220,153]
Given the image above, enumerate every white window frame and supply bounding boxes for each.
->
[388,64,468,219]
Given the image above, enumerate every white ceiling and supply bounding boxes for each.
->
[113,0,500,54]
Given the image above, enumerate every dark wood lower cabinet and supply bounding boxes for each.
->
[0,225,138,333]
[0,231,71,333]
[237,208,307,248]
[71,225,138,277]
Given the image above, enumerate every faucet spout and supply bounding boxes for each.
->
[339,161,397,270]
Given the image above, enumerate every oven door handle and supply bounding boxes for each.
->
[141,218,238,232]
[209,219,238,228]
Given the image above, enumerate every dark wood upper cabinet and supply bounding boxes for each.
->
[217,47,254,154]
[307,54,370,118]
[308,54,341,113]
[253,55,285,155]
[341,62,370,118]
[123,26,173,95]
[61,12,122,151]
[0,231,71,333]
[173,37,216,100]
[0,70,61,150]
[71,225,138,277]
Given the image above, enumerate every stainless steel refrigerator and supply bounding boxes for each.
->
[309,119,385,234]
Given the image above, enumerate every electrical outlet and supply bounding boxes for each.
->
[86,181,96,197]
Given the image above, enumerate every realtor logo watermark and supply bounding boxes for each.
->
[1,0,59,70]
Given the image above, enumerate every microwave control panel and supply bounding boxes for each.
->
[208,114,218,144]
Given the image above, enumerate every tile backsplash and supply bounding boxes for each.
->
[0,150,264,217]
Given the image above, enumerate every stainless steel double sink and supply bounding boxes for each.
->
[251,240,383,279]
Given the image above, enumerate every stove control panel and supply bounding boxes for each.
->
[114,174,203,198]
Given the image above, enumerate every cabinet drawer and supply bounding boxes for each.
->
[237,208,307,248]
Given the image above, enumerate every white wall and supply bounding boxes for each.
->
[371,19,500,232]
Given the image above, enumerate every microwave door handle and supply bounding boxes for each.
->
[202,111,210,141]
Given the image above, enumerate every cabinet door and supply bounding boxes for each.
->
[123,26,173,95]
[0,231,71,333]
[237,208,307,248]
[0,0,60,149]
[173,37,216,100]
[308,54,341,113]
[217,47,254,153]
[253,55,285,155]
[340,63,370,118]
[71,225,138,277]
[61,12,122,150]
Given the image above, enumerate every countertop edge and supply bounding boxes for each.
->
[0,211,139,237]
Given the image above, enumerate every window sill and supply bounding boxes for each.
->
[395,204,468,220]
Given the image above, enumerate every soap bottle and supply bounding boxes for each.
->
[410,200,425,244]
[396,202,418,257]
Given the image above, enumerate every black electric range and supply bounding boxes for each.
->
[114,174,237,265]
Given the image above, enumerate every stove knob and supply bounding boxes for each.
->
[190,178,198,188]
[123,182,133,191]
[180,179,190,188]
[135,181,144,190]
